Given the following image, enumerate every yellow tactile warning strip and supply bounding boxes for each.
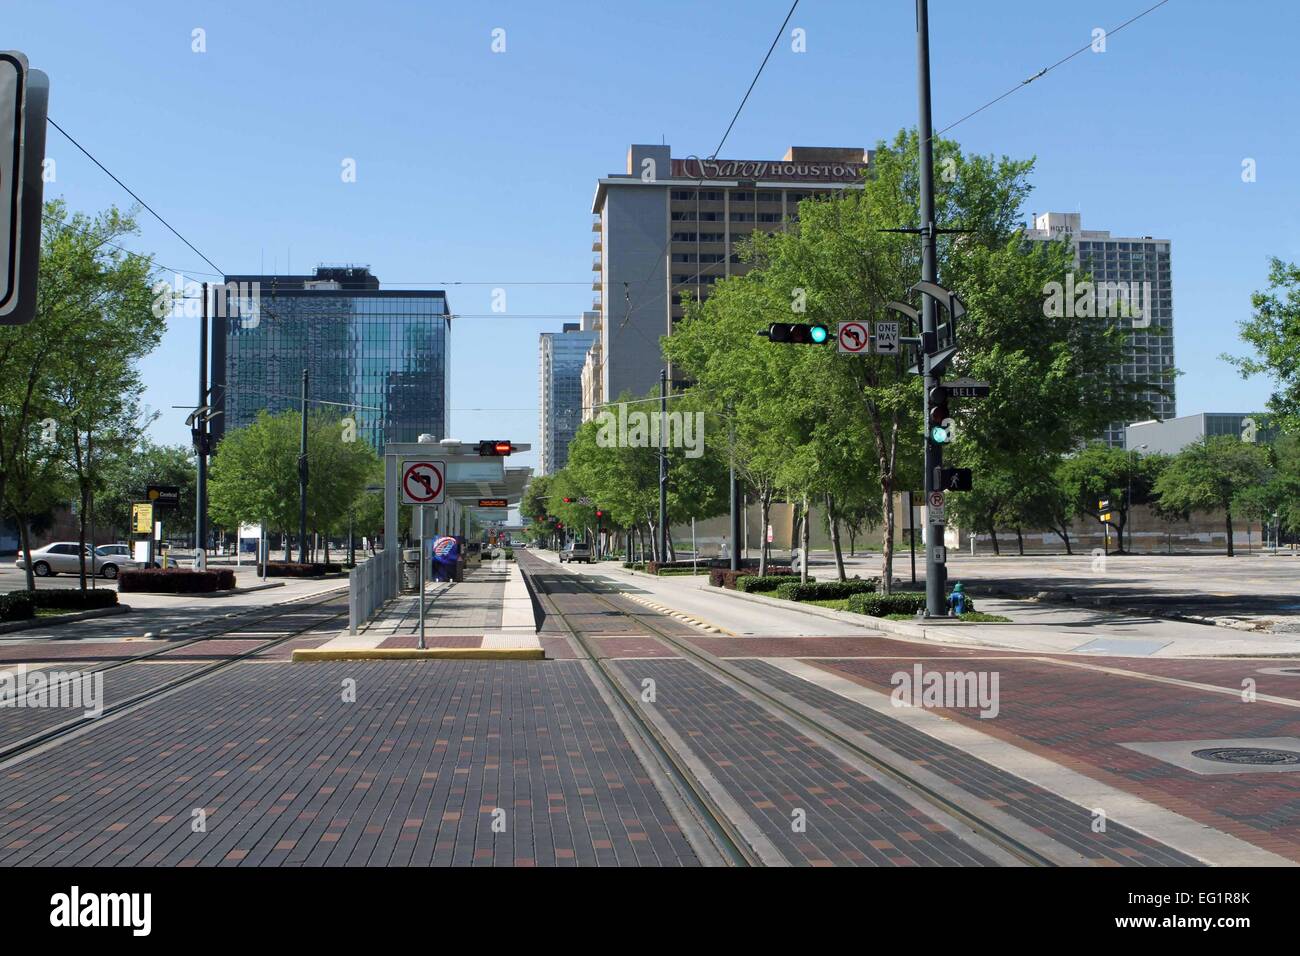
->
[290,647,545,661]
[623,592,732,635]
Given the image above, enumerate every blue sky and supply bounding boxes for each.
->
[7,0,1297,472]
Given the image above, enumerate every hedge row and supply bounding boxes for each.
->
[0,591,35,622]
[256,561,342,577]
[28,588,119,610]
[773,578,879,602]
[844,591,928,617]
[708,566,793,589]
[736,573,809,593]
[118,568,237,593]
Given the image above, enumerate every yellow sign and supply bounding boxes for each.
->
[131,502,153,534]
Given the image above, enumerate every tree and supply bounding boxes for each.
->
[1152,436,1272,556]
[208,410,378,560]
[0,201,161,588]
[97,442,197,540]
[1054,444,1167,554]
[1223,258,1300,432]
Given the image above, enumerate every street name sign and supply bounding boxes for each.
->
[400,460,446,505]
[944,377,991,399]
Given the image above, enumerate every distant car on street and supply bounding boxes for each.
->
[559,543,592,564]
[15,541,147,579]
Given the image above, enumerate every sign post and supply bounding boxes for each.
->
[417,505,426,650]
[836,321,870,355]
[400,460,446,506]
[872,320,900,354]
[0,51,49,326]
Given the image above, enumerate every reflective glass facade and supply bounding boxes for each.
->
[211,269,450,453]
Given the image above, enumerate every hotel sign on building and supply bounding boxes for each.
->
[670,157,869,183]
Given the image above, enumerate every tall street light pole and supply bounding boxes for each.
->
[916,0,946,617]
[195,281,209,571]
[298,368,309,563]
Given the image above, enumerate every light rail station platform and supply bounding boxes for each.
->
[293,560,542,660]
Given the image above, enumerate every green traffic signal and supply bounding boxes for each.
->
[809,324,828,344]
[930,424,951,444]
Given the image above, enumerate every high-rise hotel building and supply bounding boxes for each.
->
[589,144,871,406]
[1024,212,1175,447]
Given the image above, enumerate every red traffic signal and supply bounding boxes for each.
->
[561,497,575,503]
[477,440,516,456]
[595,510,603,517]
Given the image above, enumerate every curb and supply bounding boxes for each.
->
[0,604,132,634]
[291,647,545,662]
[987,586,1281,634]
[701,584,987,647]
[622,591,727,633]
[188,581,286,597]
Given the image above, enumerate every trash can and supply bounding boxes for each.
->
[401,548,421,592]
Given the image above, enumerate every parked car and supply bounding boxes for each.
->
[15,542,146,579]
[559,543,592,564]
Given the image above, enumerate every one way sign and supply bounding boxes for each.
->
[873,321,899,354]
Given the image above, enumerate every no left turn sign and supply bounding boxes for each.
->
[837,321,870,354]
[401,460,446,505]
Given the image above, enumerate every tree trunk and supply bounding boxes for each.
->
[1225,508,1235,557]
[1015,526,1024,557]
[77,489,90,590]
[283,534,291,561]
[989,523,1001,556]
[1060,526,1072,555]
[826,493,846,581]
[848,525,857,557]
[758,492,772,577]
[879,482,895,595]
[799,495,810,583]
[19,517,35,590]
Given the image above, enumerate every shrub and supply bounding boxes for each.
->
[773,578,879,602]
[708,566,793,589]
[736,573,808,593]
[503,549,514,560]
[24,588,119,611]
[845,591,928,617]
[0,591,36,622]
[256,561,342,577]
[118,568,237,593]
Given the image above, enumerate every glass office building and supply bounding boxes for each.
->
[539,316,598,474]
[210,267,450,453]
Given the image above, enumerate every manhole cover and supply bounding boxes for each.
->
[1192,747,1300,766]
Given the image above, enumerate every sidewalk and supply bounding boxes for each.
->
[532,551,1300,658]
[295,560,542,660]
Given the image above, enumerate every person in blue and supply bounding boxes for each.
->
[947,581,975,617]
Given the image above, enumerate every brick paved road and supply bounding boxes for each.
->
[732,659,1200,866]
[815,655,1300,861]
[613,658,998,866]
[0,661,699,866]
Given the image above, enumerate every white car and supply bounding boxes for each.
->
[15,542,146,579]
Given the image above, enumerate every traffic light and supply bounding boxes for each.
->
[595,510,603,518]
[561,497,575,503]
[477,440,516,456]
[761,322,830,345]
[928,386,952,444]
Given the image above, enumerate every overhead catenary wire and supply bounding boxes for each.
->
[48,117,226,277]
[933,0,1173,140]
